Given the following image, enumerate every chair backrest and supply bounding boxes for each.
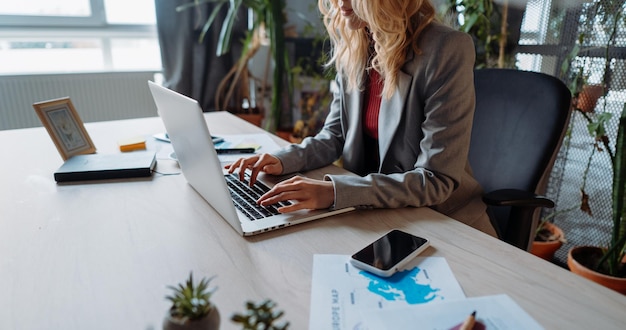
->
[469,68,572,245]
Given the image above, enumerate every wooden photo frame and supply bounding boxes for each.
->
[33,97,96,160]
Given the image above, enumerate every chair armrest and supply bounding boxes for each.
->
[483,188,555,208]
[482,189,555,251]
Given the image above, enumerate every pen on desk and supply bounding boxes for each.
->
[215,148,256,154]
[459,311,476,330]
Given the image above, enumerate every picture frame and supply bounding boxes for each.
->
[33,97,96,160]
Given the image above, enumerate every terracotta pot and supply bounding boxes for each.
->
[567,246,626,295]
[163,307,220,330]
[274,130,304,144]
[576,84,603,113]
[288,134,303,144]
[275,130,292,141]
[531,222,564,261]
[235,113,263,127]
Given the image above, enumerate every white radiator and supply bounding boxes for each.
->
[0,71,160,130]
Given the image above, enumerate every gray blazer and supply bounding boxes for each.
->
[274,22,496,236]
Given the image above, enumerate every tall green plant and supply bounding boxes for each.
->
[596,104,626,276]
[177,0,290,132]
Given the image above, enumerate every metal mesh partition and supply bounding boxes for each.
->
[515,0,626,267]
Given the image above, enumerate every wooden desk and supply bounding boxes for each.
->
[1,112,625,329]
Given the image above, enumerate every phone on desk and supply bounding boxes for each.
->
[350,229,430,277]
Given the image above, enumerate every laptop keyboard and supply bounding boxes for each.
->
[224,173,292,221]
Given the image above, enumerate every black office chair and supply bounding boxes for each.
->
[469,69,572,251]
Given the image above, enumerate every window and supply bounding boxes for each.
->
[516,0,626,268]
[0,0,91,17]
[0,0,161,74]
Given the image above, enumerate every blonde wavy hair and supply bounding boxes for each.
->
[318,0,436,99]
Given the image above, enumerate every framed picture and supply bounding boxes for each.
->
[33,97,96,160]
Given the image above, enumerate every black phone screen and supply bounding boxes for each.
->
[351,230,428,271]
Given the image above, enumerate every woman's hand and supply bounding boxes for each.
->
[225,153,283,186]
[257,176,335,213]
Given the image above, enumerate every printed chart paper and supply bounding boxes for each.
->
[361,294,544,330]
[309,254,466,330]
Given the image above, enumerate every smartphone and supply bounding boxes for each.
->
[350,229,430,277]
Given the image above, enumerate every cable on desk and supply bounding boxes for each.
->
[152,170,181,176]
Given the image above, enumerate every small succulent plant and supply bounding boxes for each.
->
[231,299,289,330]
[166,272,217,322]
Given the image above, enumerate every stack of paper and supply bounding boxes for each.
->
[309,255,542,330]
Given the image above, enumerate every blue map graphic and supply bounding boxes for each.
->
[359,267,441,304]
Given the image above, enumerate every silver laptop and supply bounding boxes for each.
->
[148,81,354,236]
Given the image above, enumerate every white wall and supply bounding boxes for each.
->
[0,72,159,130]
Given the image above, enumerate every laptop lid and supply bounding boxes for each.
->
[148,81,354,236]
[148,81,245,235]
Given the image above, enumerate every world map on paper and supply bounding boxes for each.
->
[358,266,441,304]
[309,255,467,330]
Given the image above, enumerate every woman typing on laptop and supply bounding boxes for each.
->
[226,0,497,237]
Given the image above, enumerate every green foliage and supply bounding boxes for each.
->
[586,112,612,141]
[166,273,218,322]
[539,3,626,276]
[439,0,504,69]
[557,3,625,260]
[561,0,625,97]
[288,2,333,139]
[596,104,626,277]
[176,0,290,132]
[231,299,289,330]
[560,33,584,96]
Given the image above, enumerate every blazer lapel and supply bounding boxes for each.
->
[378,69,412,167]
[346,87,363,133]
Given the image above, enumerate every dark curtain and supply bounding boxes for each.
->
[154,0,246,112]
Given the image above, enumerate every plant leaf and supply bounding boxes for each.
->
[216,0,244,56]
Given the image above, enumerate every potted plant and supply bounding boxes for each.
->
[562,33,604,114]
[231,299,289,330]
[551,1,626,291]
[163,273,220,330]
[531,217,567,261]
[532,204,582,261]
[560,0,625,115]
[577,83,604,113]
[177,0,290,132]
[567,103,626,294]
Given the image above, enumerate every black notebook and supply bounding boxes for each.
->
[54,151,157,182]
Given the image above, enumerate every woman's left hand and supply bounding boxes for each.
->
[258,176,335,212]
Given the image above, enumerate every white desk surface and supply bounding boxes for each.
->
[1,112,625,329]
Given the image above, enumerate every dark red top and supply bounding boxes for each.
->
[363,69,383,139]
[362,69,383,173]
